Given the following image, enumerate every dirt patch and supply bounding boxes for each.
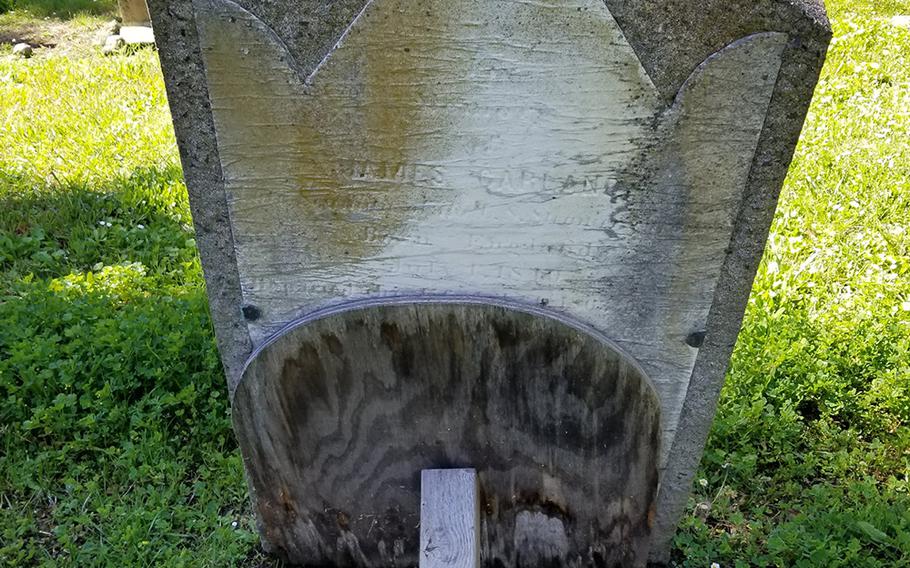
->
[0,11,119,56]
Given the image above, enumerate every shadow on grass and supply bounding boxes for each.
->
[0,164,195,281]
[0,0,116,46]
[0,161,276,564]
[0,3,119,52]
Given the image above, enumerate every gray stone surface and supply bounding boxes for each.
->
[149,0,829,564]
[120,26,156,46]
[149,0,252,387]
[102,34,125,55]
[191,0,786,471]
[628,2,832,560]
[12,43,33,58]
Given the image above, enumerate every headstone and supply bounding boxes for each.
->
[117,0,155,47]
[148,0,830,565]
[102,34,125,56]
[117,0,151,26]
[12,43,33,58]
[120,26,156,46]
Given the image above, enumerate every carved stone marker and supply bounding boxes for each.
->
[117,0,151,26]
[117,0,155,46]
[148,0,830,565]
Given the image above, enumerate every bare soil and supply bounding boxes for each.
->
[0,11,118,56]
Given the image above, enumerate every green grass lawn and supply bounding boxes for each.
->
[1,1,909,566]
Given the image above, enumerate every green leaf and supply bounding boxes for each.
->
[856,521,890,544]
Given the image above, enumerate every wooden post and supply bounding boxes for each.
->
[420,469,480,568]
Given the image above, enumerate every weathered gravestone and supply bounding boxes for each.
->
[118,0,151,26]
[148,0,830,565]
[117,0,156,46]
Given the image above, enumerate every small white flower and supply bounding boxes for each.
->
[137,224,145,230]
[698,478,708,488]
[711,563,721,568]
[231,521,238,528]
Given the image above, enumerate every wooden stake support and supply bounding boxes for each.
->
[420,469,480,568]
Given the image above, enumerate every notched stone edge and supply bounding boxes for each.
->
[147,0,253,393]
[193,0,308,81]
[603,0,831,103]
[647,2,831,563]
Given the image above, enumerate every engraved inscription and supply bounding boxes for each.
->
[196,0,661,319]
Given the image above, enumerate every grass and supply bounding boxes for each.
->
[0,0,116,19]
[0,31,267,568]
[0,0,908,565]
[0,0,116,56]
